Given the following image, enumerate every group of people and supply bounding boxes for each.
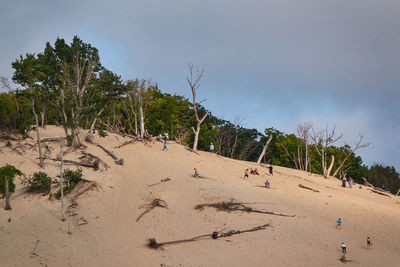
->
[336,218,373,256]
[341,176,354,188]
[243,166,273,189]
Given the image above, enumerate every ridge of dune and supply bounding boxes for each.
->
[0,126,399,267]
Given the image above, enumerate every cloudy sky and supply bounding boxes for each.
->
[1,0,399,167]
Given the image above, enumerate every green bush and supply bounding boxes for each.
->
[55,168,83,199]
[22,171,52,193]
[0,164,22,197]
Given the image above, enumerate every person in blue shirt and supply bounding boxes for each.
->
[337,218,342,229]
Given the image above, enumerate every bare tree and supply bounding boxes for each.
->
[187,64,210,151]
[332,133,370,177]
[311,125,343,178]
[29,85,44,168]
[297,123,313,172]
[257,135,273,164]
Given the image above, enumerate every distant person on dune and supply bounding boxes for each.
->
[348,177,353,188]
[163,140,168,151]
[268,165,273,176]
[337,218,342,229]
[341,242,347,254]
[255,168,260,175]
[244,169,249,178]
[210,142,214,153]
[342,177,347,187]
[92,128,96,137]
[194,168,199,178]
[265,180,270,188]
[367,236,372,249]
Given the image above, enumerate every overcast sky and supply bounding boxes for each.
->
[1,0,399,167]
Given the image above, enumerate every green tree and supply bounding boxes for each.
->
[0,164,23,210]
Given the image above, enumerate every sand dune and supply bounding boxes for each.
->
[0,126,399,266]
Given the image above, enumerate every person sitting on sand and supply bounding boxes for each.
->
[337,218,342,229]
[244,169,249,178]
[265,180,270,188]
[367,236,372,249]
[194,168,199,178]
[255,168,260,175]
[268,165,273,176]
[341,242,347,254]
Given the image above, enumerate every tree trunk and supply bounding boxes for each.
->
[257,135,273,164]
[193,122,201,151]
[139,104,145,138]
[325,155,335,178]
[60,141,65,221]
[31,96,43,168]
[40,111,45,128]
[5,176,11,210]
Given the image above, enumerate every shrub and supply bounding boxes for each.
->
[22,171,52,193]
[0,164,22,197]
[55,168,83,199]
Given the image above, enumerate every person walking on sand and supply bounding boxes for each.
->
[244,169,249,179]
[367,237,372,249]
[268,165,273,176]
[194,168,199,178]
[163,140,168,151]
[337,218,342,229]
[341,242,347,255]
[210,142,214,153]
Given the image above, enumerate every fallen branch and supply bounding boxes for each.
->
[298,184,320,193]
[136,198,168,222]
[148,178,171,187]
[44,156,99,170]
[368,188,391,198]
[147,223,271,249]
[30,239,40,258]
[195,201,295,217]
[40,136,66,142]
[186,146,200,155]
[79,152,110,170]
[95,143,124,165]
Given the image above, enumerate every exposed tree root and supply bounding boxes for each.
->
[147,223,271,249]
[79,152,110,170]
[298,184,320,193]
[43,156,100,170]
[148,178,171,187]
[136,198,168,222]
[95,143,124,165]
[195,201,295,217]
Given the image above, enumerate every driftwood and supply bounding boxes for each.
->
[368,188,391,198]
[195,201,295,217]
[44,157,100,170]
[136,198,168,222]
[40,136,66,142]
[361,177,372,187]
[148,178,171,187]
[186,146,200,155]
[30,240,40,257]
[298,184,320,193]
[79,152,110,170]
[95,143,123,165]
[147,223,271,249]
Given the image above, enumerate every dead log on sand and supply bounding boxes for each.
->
[147,223,271,249]
[40,136,66,142]
[195,201,295,217]
[95,143,124,165]
[186,146,200,155]
[298,184,320,193]
[136,198,168,222]
[368,188,391,198]
[79,152,110,170]
[148,178,171,187]
[44,156,100,170]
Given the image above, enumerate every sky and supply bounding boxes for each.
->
[1,0,399,168]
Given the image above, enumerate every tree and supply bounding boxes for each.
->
[296,122,312,172]
[311,125,343,178]
[12,53,45,167]
[257,134,273,164]
[186,64,210,151]
[0,164,23,210]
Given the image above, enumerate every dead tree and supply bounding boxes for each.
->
[95,143,123,165]
[30,87,44,168]
[59,140,65,221]
[332,133,370,177]
[311,125,342,178]
[187,64,210,151]
[296,122,312,172]
[257,135,273,164]
[5,176,11,210]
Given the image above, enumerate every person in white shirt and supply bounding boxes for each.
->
[210,142,214,153]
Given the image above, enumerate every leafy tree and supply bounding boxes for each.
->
[0,164,23,210]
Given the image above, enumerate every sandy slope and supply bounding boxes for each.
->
[0,126,399,267]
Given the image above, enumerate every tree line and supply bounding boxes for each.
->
[0,36,399,194]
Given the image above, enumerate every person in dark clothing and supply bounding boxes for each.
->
[268,166,273,176]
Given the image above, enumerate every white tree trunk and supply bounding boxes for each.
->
[325,155,335,178]
[257,135,273,164]
[193,122,201,151]
[31,96,43,168]
[139,105,145,138]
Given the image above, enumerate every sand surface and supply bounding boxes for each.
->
[0,126,399,267]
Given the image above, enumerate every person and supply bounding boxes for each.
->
[341,243,347,255]
[210,142,214,153]
[166,133,169,140]
[342,177,347,187]
[250,168,255,175]
[163,140,168,151]
[92,128,96,137]
[268,165,273,176]
[255,168,260,175]
[367,236,372,249]
[244,169,249,178]
[194,168,199,178]
[348,177,353,188]
[265,180,270,189]
[337,218,342,229]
